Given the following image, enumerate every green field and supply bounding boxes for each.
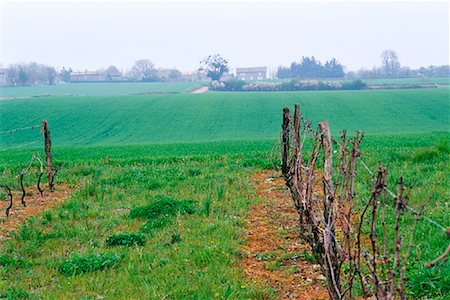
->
[1,87,448,149]
[363,77,450,86]
[0,84,449,299]
[0,82,204,98]
[262,77,450,86]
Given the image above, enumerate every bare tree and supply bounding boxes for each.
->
[381,50,401,77]
[130,59,157,81]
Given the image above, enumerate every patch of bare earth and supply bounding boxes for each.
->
[0,185,72,239]
[191,86,209,94]
[243,171,328,299]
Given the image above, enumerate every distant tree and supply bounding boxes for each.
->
[46,66,57,85]
[60,67,72,82]
[18,68,28,86]
[130,59,158,81]
[298,56,323,78]
[105,65,121,80]
[199,54,229,81]
[6,66,18,85]
[419,65,450,77]
[381,49,401,77]
[323,58,345,78]
[106,65,121,76]
[168,69,182,81]
[277,66,292,79]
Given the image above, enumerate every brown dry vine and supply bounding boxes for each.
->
[280,104,424,299]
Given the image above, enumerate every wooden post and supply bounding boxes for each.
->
[319,121,341,300]
[41,120,54,191]
[281,107,291,177]
[293,104,300,152]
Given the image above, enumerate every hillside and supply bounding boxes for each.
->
[1,88,449,149]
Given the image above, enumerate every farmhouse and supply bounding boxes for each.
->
[236,66,267,81]
[71,70,127,82]
[71,70,108,82]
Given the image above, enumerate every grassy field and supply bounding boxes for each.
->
[0,134,448,299]
[0,84,449,298]
[0,82,204,98]
[1,87,448,149]
[262,77,450,86]
[363,77,450,86]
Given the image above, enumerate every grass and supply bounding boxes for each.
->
[0,141,277,298]
[0,83,448,298]
[0,81,204,98]
[362,77,450,86]
[1,87,448,149]
[0,132,448,298]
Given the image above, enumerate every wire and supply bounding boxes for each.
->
[358,157,447,232]
[0,124,40,135]
[0,141,38,152]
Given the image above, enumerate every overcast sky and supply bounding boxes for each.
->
[1,0,449,72]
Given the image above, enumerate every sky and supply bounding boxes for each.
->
[1,0,449,73]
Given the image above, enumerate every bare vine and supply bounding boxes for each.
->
[280,104,425,299]
[1,184,13,217]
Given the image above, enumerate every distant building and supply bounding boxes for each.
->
[70,70,126,82]
[236,66,267,81]
[71,70,108,82]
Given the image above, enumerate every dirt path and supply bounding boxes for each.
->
[0,185,72,239]
[191,86,209,94]
[243,171,328,299]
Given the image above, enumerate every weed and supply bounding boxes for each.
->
[40,212,54,225]
[264,261,283,271]
[169,233,182,245]
[302,250,316,262]
[129,197,196,220]
[140,216,173,233]
[217,185,225,200]
[255,252,276,261]
[201,198,212,217]
[105,232,146,247]
[0,255,28,269]
[59,252,123,276]
[188,169,202,177]
[0,287,30,299]
[411,141,450,162]
[147,179,161,190]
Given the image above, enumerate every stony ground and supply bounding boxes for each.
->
[0,185,72,239]
[243,171,328,299]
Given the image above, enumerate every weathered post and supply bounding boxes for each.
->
[41,120,55,191]
[281,107,291,177]
[319,121,341,300]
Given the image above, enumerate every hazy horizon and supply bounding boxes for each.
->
[1,1,449,73]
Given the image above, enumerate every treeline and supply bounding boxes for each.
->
[2,59,198,86]
[277,50,450,80]
[3,50,450,86]
[277,57,345,79]
[348,65,450,80]
[4,62,59,86]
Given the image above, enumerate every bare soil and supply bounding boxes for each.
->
[191,86,209,94]
[243,170,328,299]
[0,185,72,239]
